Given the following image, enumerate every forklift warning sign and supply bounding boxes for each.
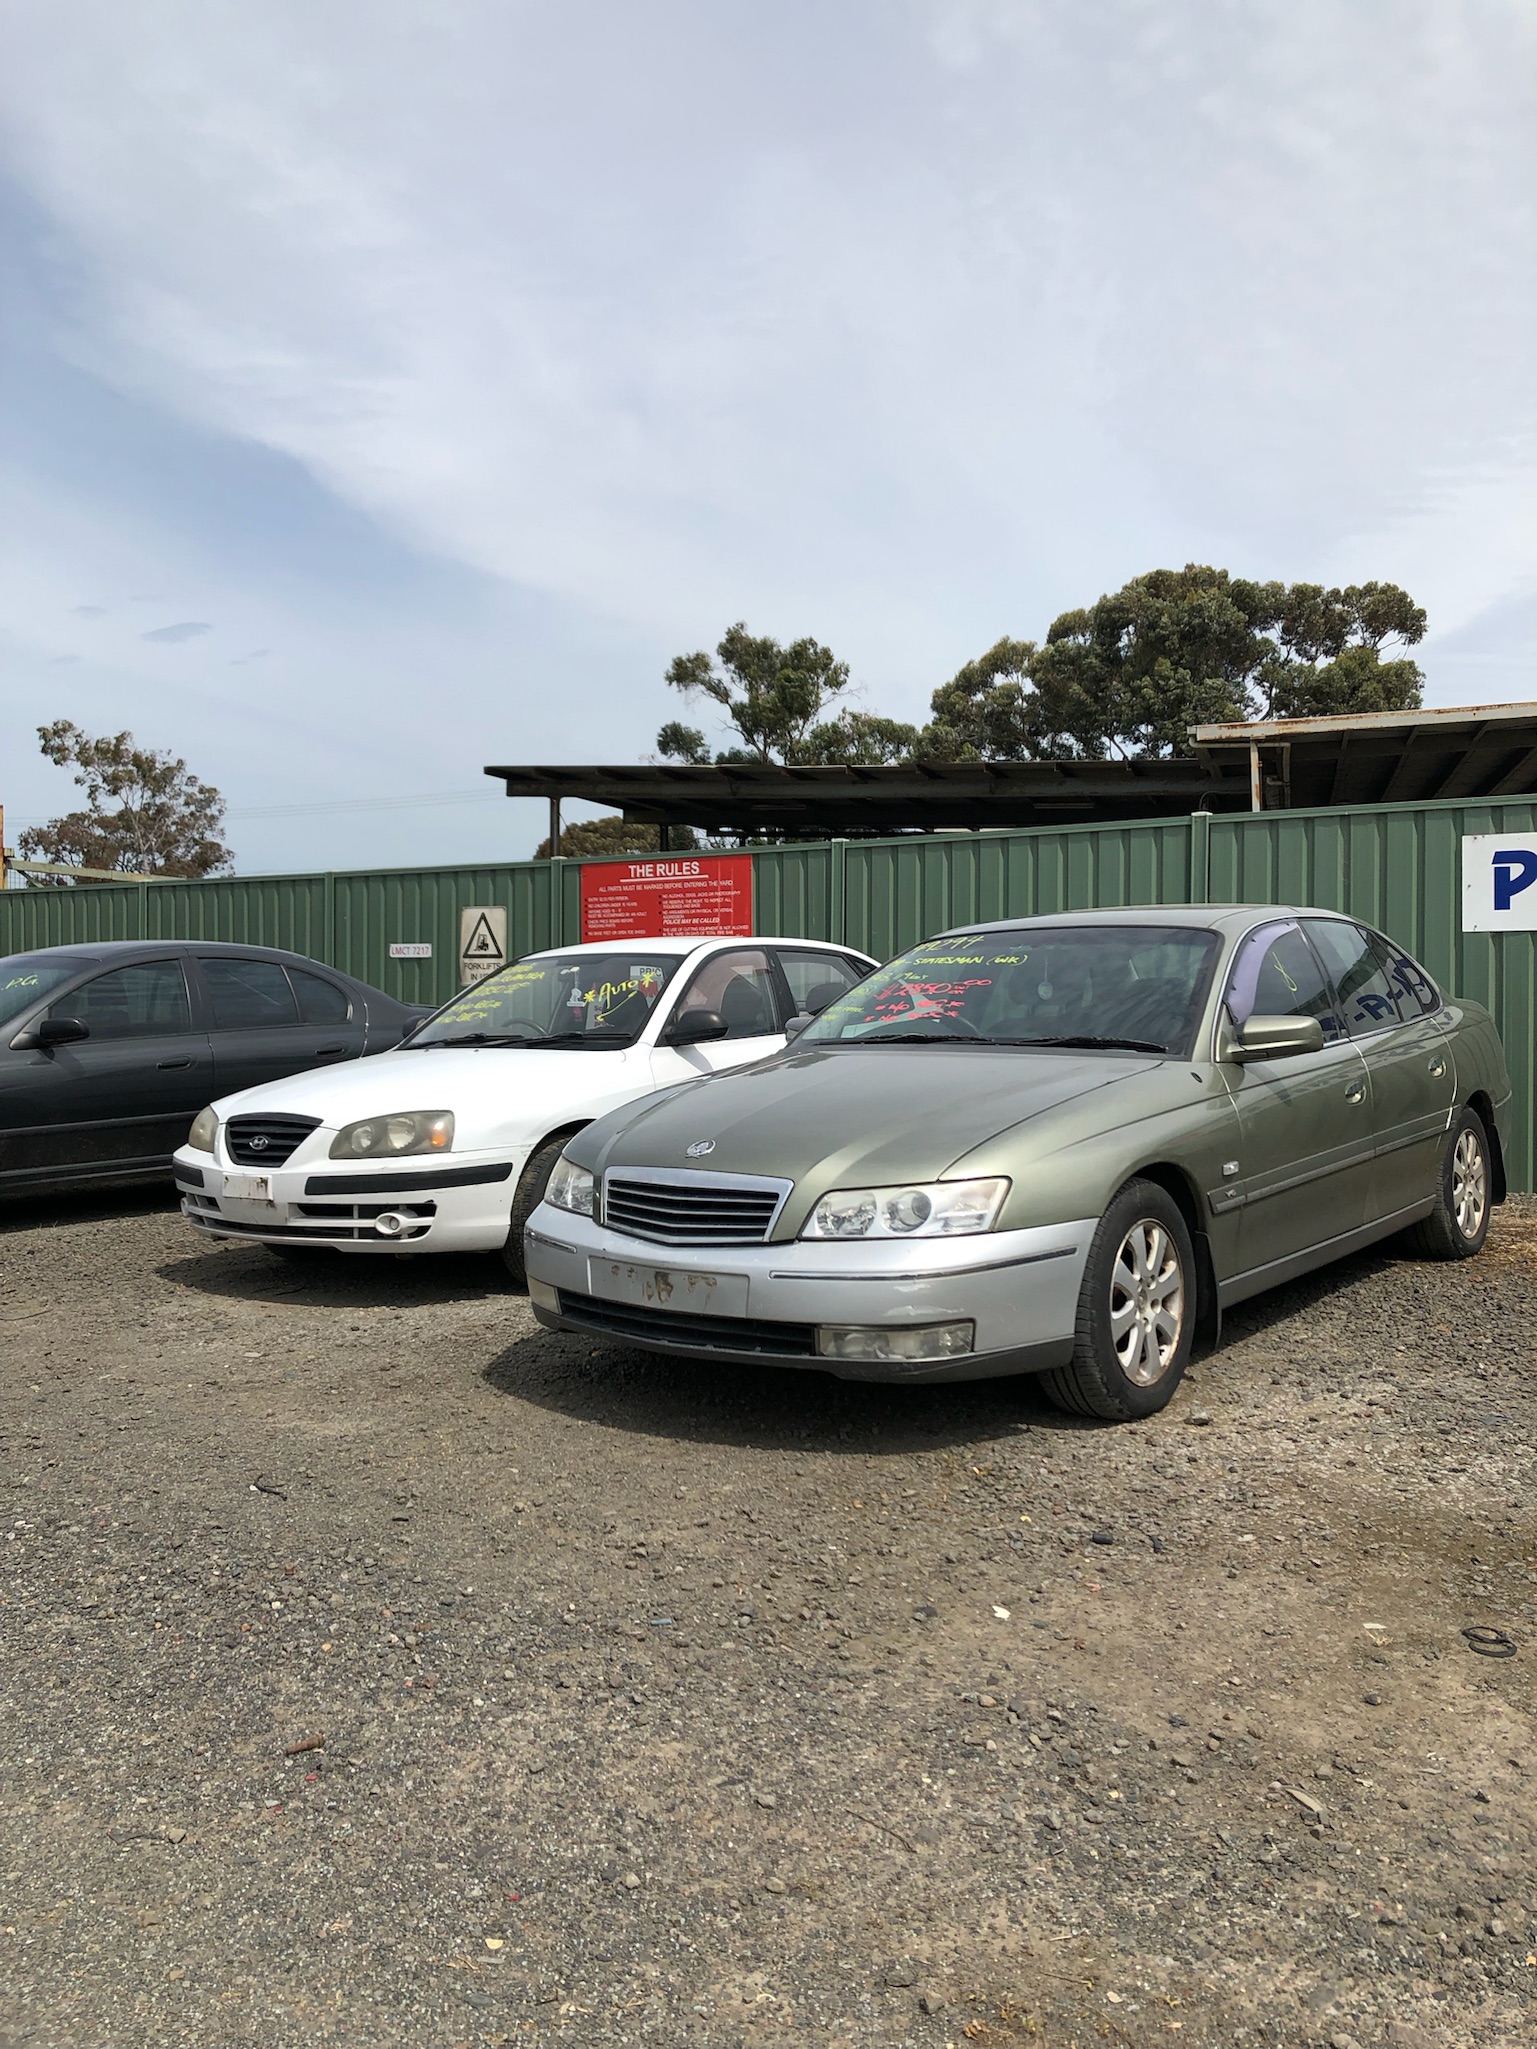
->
[579,854,753,942]
[458,905,508,985]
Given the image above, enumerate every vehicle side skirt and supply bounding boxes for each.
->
[1216,1197,1436,1309]
[0,1156,172,1192]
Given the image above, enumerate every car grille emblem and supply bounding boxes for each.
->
[247,1135,270,1151]
[685,1139,716,1157]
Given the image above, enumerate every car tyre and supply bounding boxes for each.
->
[499,1136,570,1289]
[1408,1106,1491,1260]
[1042,1179,1196,1422]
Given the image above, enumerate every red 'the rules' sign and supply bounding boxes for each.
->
[579,854,753,943]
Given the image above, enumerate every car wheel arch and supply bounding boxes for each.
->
[1112,1160,1221,1357]
[1465,1091,1507,1204]
[530,1117,591,1162]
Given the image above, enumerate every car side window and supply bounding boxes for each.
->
[670,948,781,1040]
[1302,920,1404,1036]
[1226,923,1345,1043]
[201,958,300,1030]
[287,967,351,1024]
[50,960,191,1040]
[1367,930,1441,1017]
[775,950,865,1017]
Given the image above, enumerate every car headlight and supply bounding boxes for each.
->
[802,1176,1010,1239]
[328,1110,454,1160]
[545,1156,596,1217]
[187,1106,219,1153]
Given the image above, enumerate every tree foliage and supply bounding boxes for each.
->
[921,568,1426,761]
[658,623,912,766]
[19,722,232,884]
[660,574,1427,783]
[533,815,699,860]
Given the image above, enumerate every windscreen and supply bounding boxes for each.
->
[800,926,1222,1055]
[0,954,97,1029]
[408,952,683,1049]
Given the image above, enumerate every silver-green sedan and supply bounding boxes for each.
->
[523,908,1512,1419]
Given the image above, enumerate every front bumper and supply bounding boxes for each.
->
[522,1203,1095,1383]
[173,1146,523,1254]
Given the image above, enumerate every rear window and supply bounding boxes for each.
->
[201,958,300,1030]
[288,967,351,1024]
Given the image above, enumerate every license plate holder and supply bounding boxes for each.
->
[222,1172,274,1204]
[588,1259,748,1317]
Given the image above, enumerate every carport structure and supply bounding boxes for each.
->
[485,701,1537,850]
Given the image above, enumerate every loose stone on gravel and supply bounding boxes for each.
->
[3,1185,1534,2048]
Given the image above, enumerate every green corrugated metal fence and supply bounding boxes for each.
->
[4,796,1534,1187]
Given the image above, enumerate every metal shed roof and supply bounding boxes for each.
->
[1190,700,1537,810]
[486,700,1537,836]
[484,756,1234,834]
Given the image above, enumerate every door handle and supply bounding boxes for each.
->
[1344,1081,1365,1105]
[157,1057,193,1070]
[315,1044,347,1056]
[1428,1057,1446,1077]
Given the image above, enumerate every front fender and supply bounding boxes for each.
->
[950,1065,1241,1236]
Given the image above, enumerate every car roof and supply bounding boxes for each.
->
[1,939,348,964]
[1,943,108,961]
[942,905,1361,938]
[520,934,861,961]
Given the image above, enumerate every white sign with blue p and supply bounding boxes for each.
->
[1462,832,1537,931]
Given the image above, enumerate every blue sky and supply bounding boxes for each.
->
[2,1,1533,871]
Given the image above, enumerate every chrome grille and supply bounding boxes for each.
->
[602,1169,789,1246]
[225,1113,321,1166]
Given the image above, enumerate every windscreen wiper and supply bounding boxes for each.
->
[406,1030,541,1048]
[522,1031,632,1047]
[851,1030,979,1044]
[985,1034,1169,1053]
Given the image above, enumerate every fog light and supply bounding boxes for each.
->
[528,1276,560,1312]
[816,1321,974,1364]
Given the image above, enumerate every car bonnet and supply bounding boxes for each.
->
[205,1043,642,1124]
[584,1043,1159,1196]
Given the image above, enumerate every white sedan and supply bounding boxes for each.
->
[172,934,875,1281]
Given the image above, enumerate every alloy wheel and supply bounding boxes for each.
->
[1108,1219,1185,1386]
[1452,1128,1487,1241]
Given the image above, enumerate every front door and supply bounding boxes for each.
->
[1220,922,1375,1273]
[1303,920,1458,1220]
[649,947,786,1086]
[2,958,214,1178]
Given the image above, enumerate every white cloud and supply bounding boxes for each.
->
[0,0,1533,745]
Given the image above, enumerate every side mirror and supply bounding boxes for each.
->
[15,1016,91,1050]
[663,1008,730,1046]
[1232,1014,1325,1062]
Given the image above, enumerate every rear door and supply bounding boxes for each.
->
[1,958,214,1177]
[195,956,366,1096]
[1302,919,1457,1220]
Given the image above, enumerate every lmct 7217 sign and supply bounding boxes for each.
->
[580,854,753,942]
[1462,833,1537,932]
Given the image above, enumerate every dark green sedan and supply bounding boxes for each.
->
[524,908,1512,1420]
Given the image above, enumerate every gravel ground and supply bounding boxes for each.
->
[1,1186,1533,2049]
